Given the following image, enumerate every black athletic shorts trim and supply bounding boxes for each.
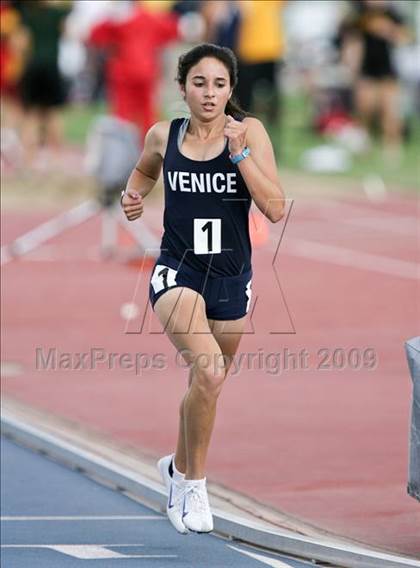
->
[149,253,252,321]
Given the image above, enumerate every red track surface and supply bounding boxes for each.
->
[2,192,419,557]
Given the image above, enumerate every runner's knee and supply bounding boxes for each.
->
[192,355,227,398]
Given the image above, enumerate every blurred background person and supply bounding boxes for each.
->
[341,0,410,160]
[59,0,122,107]
[87,1,181,143]
[16,0,71,166]
[0,0,25,130]
[0,0,27,172]
[235,0,287,126]
[200,0,241,50]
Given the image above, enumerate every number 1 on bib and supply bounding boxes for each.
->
[193,218,221,254]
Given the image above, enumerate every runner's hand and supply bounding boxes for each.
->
[224,115,247,156]
[122,190,143,221]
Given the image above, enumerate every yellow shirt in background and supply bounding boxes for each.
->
[237,0,286,63]
[141,0,174,12]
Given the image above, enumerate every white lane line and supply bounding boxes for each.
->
[1,515,164,521]
[342,216,418,237]
[277,237,419,280]
[228,545,295,567]
[304,200,419,236]
[1,544,177,560]
[50,545,129,559]
[321,199,419,224]
[0,200,100,266]
[291,215,417,237]
[0,542,145,548]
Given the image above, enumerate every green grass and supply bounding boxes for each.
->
[62,101,107,145]
[267,93,420,192]
[62,95,419,191]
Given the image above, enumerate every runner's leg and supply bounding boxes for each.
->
[154,287,228,479]
[174,315,247,474]
[380,78,402,155]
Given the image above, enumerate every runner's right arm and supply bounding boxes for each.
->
[122,121,169,221]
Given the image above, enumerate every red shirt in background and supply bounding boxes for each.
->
[88,6,179,138]
[89,7,179,85]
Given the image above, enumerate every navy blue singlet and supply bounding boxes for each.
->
[160,118,252,278]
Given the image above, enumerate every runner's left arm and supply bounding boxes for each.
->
[224,116,285,223]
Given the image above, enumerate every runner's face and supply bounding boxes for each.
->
[183,57,233,121]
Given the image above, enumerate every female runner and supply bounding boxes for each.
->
[122,43,285,534]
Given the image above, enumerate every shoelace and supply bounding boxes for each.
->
[184,485,209,514]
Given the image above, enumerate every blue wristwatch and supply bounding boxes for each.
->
[229,146,250,164]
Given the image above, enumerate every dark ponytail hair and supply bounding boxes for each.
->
[176,43,247,120]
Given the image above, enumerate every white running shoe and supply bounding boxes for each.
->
[157,454,174,493]
[157,454,188,535]
[182,479,214,533]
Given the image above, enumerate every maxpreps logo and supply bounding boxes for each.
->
[35,347,165,375]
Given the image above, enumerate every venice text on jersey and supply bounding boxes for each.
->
[167,171,237,193]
